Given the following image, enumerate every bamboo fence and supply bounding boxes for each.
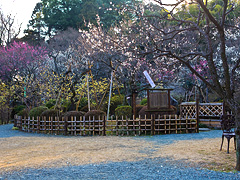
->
[14,115,198,136]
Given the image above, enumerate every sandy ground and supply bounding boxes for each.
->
[158,138,236,172]
[0,135,236,172]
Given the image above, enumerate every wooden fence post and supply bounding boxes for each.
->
[196,95,200,133]
[20,116,22,130]
[51,116,53,134]
[64,117,68,136]
[37,116,40,133]
[103,116,106,136]
[132,91,137,118]
[151,115,155,135]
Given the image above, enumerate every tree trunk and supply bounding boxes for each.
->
[235,107,240,170]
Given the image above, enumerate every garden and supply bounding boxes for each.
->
[0,0,240,177]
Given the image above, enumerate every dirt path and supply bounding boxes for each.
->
[0,133,236,172]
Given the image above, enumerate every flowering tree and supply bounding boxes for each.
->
[134,0,240,169]
[0,41,48,108]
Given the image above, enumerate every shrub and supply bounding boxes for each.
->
[115,106,132,118]
[140,98,148,105]
[17,108,29,117]
[84,110,106,120]
[13,105,26,115]
[103,94,124,115]
[29,106,48,118]
[41,109,61,117]
[63,111,85,120]
[12,126,19,130]
[61,99,71,112]
[45,99,56,109]
[77,97,88,111]
[136,105,144,116]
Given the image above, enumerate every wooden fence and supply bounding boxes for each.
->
[14,115,198,136]
[180,102,225,128]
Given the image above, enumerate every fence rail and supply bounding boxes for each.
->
[14,115,198,136]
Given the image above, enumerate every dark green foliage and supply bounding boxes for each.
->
[27,0,136,39]
[78,0,99,30]
[22,2,45,45]
[84,110,106,120]
[103,94,124,115]
[41,109,61,117]
[140,98,147,105]
[42,0,82,35]
[13,105,26,115]
[115,105,132,118]
[97,0,135,29]
[17,109,29,118]
[77,97,88,111]
[45,99,56,109]
[61,99,71,112]
[29,106,48,118]
[45,99,71,112]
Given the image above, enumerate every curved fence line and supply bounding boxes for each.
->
[14,115,198,136]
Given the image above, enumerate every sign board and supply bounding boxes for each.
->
[143,70,156,88]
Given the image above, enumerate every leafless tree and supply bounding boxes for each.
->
[0,10,21,46]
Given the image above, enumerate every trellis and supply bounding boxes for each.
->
[180,102,224,128]
[180,102,223,118]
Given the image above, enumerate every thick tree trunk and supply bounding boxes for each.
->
[235,107,240,171]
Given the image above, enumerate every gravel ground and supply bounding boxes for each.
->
[1,124,240,180]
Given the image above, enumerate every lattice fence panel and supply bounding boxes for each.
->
[180,103,196,119]
[199,103,223,117]
[181,102,223,119]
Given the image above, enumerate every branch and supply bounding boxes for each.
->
[196,0,222,30]
[153,0,185,7]
[170,53,217,93]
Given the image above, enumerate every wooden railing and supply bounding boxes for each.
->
[14,115,198,136]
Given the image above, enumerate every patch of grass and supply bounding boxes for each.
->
[12,126,19,130]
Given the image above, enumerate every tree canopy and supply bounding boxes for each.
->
[24,0,141,42]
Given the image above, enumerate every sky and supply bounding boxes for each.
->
[0,0,41,37]
[0,0,177,38]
